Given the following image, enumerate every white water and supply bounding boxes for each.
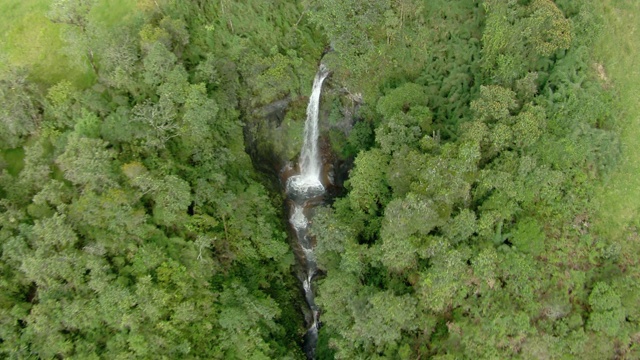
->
[290,205,309,230]
[299,64,329,182]
[287,65,329,198]
[285,65,328,360]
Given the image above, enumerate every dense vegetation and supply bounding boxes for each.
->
[0,0,638,359]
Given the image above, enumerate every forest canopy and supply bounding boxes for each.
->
[0,0,639,359]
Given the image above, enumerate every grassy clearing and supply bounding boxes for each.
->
[91,0,138,28]
[0,0,137,87]
[592,0,640,241]
[0,1,87,86]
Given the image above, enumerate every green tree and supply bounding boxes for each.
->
[131,95,180,149]
[305,0,389,73]
[56,134,116,192]
[482,0,572,83]
[511,217,545,256]
[48,0,101,75]
[418,247,469,313]
[376,83,428,119]
[587,282,625,337]
[345,149,390,216]
[351,291,418,350]
[470,85,517,123]
[378,193,443,273]
[152,175,191,228]
[216,282,285,359]
[0,67,40,149]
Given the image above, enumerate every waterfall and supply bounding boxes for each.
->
[285,64,329,359]
[287,65,329,198]
[299,64,329,182]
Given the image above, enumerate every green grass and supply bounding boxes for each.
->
[0,1,89,86]
[592,0,640,241]
[0,0,137,88]
[91,0,139,28]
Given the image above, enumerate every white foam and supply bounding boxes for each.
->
[289,204,308,230]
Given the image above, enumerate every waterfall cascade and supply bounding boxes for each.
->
[285,65,329,359]
[286,65,329,199]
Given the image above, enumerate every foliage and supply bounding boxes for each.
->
[308,0,633,358]
[0,0,636,359]
[0,1,309,358]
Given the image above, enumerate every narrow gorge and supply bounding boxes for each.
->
[283,65,329,359]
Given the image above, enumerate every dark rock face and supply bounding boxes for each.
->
[253,97,291,126]
[242,98,292,186]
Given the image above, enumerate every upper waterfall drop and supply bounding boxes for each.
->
[286,65,329,197]
[299,64,329,181]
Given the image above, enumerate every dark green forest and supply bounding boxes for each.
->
[1,0,639,359]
